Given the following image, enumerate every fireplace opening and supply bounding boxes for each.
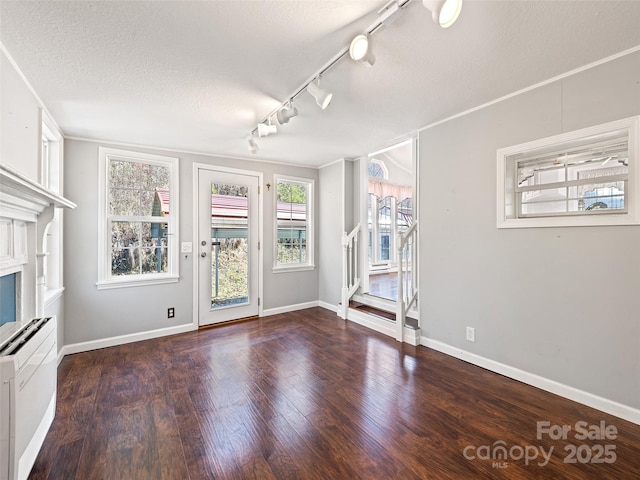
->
[1,271,18,327]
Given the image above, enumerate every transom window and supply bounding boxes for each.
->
[98,148,179,288]
[273,176,314,271]
[368,158,388,179]
[498,116,640,228]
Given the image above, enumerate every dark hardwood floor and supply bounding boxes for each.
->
[30,307,640,479]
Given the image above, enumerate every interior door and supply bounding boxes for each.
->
[198,169,259,326]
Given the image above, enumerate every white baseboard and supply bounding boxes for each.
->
[60,323,196,357]
[318,301,339,313]
[347,308,421,345]
[403,327,421,346]
[421,336,640,426]
[261,300,320,317]
[57,348,65,365]
[59,301,325,358]
[347,308,396,337]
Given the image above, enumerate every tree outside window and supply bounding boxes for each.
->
[98,148,179,288]
[274,176,314,270]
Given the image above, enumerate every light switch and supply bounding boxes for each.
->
[181,242,193,253]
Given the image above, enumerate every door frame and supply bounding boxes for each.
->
[358,138,418,304]
[192,163,263,326]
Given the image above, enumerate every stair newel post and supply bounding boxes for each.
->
[412,227,418,314]
[353,233,359,286]
[341,231,349,319]
[396,232,404,342]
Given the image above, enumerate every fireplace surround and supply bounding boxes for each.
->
[0,162,75,480]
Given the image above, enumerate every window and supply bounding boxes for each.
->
[368,158,388,179]
[497,116,640,228]
[98,148,179,288]
[41,112,64,303]
[398,198,413,233]
[274,176,314,271]
[367,158,413,267]
[41,116,61,193]
[378,196,392,262]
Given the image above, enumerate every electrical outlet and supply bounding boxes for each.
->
[466,326,475,342]
[168,307,175,318]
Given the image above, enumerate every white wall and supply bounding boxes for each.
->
[63,139,319,345]
[419,51,640,409]
[318,159,357,309]
[1,49,40,182]
[344,160,355,233]
[318,161,343,308]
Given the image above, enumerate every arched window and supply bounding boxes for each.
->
[368,159,388,179]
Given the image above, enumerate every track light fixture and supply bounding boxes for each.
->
[306,79,332,110]
[349,34,375,67]
[276,102,299,125]
[423,0,463,28]
[257,120,277,137]
[247,136,258,154]
[246,0,464,152]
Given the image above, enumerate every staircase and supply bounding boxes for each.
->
[348,296,421,346]
[340,223,420,346]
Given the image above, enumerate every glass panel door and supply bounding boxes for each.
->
[198,169,259,326]
[210,183,249,309]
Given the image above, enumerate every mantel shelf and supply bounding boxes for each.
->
[0,162,76,221]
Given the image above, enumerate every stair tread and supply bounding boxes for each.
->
[349,301,419,329]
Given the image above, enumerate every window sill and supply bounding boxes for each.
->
[272,264,316,274]
[498,212,640,229]
[44,287,65,307]
[96,275,180,290]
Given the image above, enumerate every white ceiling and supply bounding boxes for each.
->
[1,0,639,168]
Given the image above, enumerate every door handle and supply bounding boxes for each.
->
[201,252,207,258]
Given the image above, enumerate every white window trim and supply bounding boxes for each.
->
[272,175,315,272]
[41,111,62,193]
[497,116,640,228]
[41,110,65,299]
[97,147,180,289]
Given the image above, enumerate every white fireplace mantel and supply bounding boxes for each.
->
[0,163,76,221]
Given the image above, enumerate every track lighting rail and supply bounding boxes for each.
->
[248,0,461,152]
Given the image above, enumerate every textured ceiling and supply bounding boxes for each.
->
[1,0,639,167]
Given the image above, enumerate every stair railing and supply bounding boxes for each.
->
[396,221,418,341]
[340,223,361,319]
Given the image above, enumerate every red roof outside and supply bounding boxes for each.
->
[155,189,306,221]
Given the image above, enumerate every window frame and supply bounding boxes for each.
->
[272,175,315,273]
[97,147,180,289]
[497,116,640,228]
[41,110,65,305]
[41,114,62,193]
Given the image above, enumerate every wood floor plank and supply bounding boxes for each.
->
[28,438,84,480]
[169,386,219,480]
[29,307,640,479]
